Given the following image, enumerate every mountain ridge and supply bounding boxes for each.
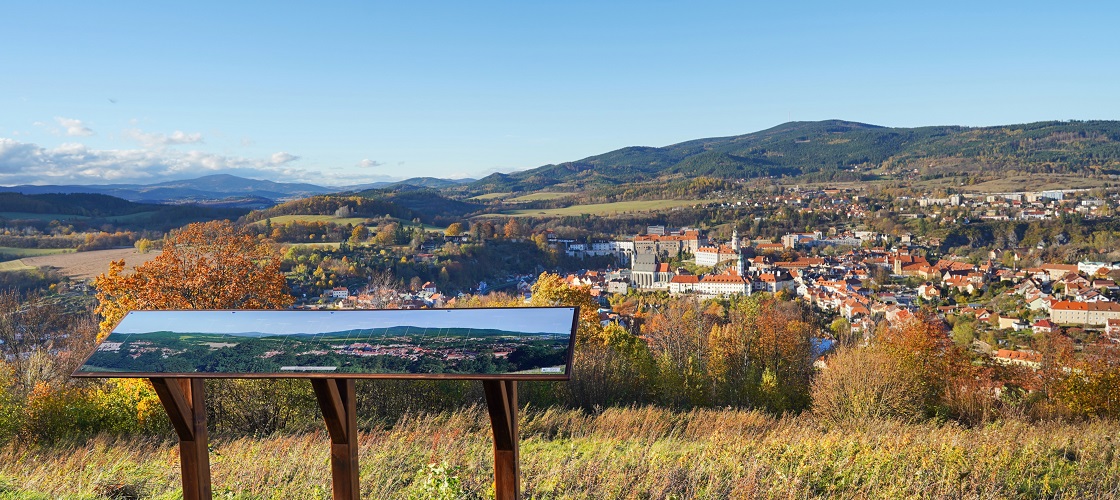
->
[467,119,1120,193]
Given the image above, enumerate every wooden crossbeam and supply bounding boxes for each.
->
[150,378,211,500]
[484,380,520,500]
[312,378,359,499]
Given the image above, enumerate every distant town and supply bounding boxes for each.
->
[292,186,1120,375]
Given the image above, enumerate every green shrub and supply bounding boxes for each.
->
[407,462,467,500]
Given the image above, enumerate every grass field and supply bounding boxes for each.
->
[0,247,74,259]
[506,192,578,203]
[2,407,1119,498]
[0,260,34,272]
[468,192,511,201]
[500,199,703,217]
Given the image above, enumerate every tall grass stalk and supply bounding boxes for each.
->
[2,406,1118,498]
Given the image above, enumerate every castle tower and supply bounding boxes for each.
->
[731,228,740,252]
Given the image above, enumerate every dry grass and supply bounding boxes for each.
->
[16,248,157,279]
[2,406,1119,498]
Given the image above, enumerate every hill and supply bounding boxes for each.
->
[244,188,483,225]
[0,174,335,207]
[0,192,247,230]
[340,177,474,192]
[469,120,1120,192]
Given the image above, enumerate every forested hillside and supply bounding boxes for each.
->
[243,189,482,225]
[468,120,1120,192]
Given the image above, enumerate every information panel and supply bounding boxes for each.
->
[74,308,578,380]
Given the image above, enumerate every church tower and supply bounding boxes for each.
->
[733,228,744,276]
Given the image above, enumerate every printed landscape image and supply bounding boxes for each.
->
[76,309,574,377]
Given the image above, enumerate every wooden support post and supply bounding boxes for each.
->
[150,378,211,500]
[312,378,359,500]
[483,380,520,500]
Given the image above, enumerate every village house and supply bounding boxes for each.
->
[993,349,1042,370]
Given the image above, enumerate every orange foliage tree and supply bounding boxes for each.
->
[94,220,293,340]
[708,295,816,411]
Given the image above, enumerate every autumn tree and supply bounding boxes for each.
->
[708,295,816,411]
[644,298,714,407]
[134,238,154,254]
[817,312,971,422]
[503,218,525,239]
[349,224,369,245]
[94,220,293,340]
[445,222,464,237]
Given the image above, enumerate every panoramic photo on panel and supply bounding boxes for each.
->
[76,309,575,377]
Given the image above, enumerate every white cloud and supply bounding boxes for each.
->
[54,117,94,137]
[124,129,204,147]
[270,152,299,165]
[0,137,327,185]
[357,159,384,168]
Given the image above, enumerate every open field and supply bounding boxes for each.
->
[500,199,704,217]
[15,248,158,279]
[0,247,73,259]
[0,260,34,272]
[2,407,1120,498]
[937,174,1102,193]
[507,192,578,202]
[468,192,511,201]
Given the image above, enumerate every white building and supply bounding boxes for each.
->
[696,271,751,296]
[566,240,635,264]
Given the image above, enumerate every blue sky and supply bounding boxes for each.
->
[114,309,576,336]
[1,2,1117,186]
